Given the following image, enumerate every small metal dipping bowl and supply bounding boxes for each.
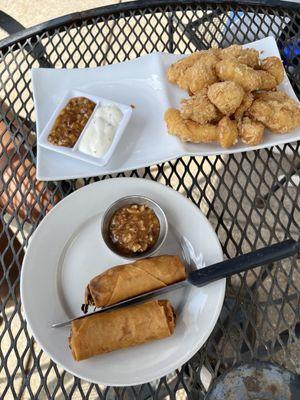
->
[101,195,168,259]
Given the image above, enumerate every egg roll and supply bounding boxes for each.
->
[69,300,176,361]
[84,255,186,308]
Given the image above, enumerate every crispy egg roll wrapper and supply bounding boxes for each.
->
[69,300,176,361]
[85,255,186,308]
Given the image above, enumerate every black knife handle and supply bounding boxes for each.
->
[188,239,299,287]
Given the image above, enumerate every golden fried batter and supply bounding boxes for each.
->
[238,117,264,145]
[167,49,220,92]
[180,89,221,124]
[248,91,300,133]
[220,45,260,68]
[165,46,296,148]
[217,116,238,148]
[167,52,204,88]
[256,70,277,90]
[164,108,219,143]
[215,59,261,92]
[188,53,220,94]
[207,81,244,115]
[261,57,284,85]
[234,92,254,120]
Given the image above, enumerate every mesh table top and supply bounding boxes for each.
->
[0,1,299,398]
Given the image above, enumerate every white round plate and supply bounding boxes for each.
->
[21,178,225,386]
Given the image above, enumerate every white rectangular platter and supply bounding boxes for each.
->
[31,36,299,181]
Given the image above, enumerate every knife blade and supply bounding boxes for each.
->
[52,279,189,328]
[51,238,298,328]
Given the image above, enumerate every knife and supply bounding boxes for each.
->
[52,239,299,328]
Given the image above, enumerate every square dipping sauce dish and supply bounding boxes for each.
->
[38,89,132,167]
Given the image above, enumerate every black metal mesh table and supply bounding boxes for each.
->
[0,1,299,398]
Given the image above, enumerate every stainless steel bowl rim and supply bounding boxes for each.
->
[101,195,168,260]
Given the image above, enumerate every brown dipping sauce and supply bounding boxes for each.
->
[48,97,96,147]
[109,204,160,255]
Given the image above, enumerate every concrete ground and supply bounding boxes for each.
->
[0,1,299,399]
[0,0,126,41]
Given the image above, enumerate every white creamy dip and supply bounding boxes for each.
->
[78,104,123,157]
